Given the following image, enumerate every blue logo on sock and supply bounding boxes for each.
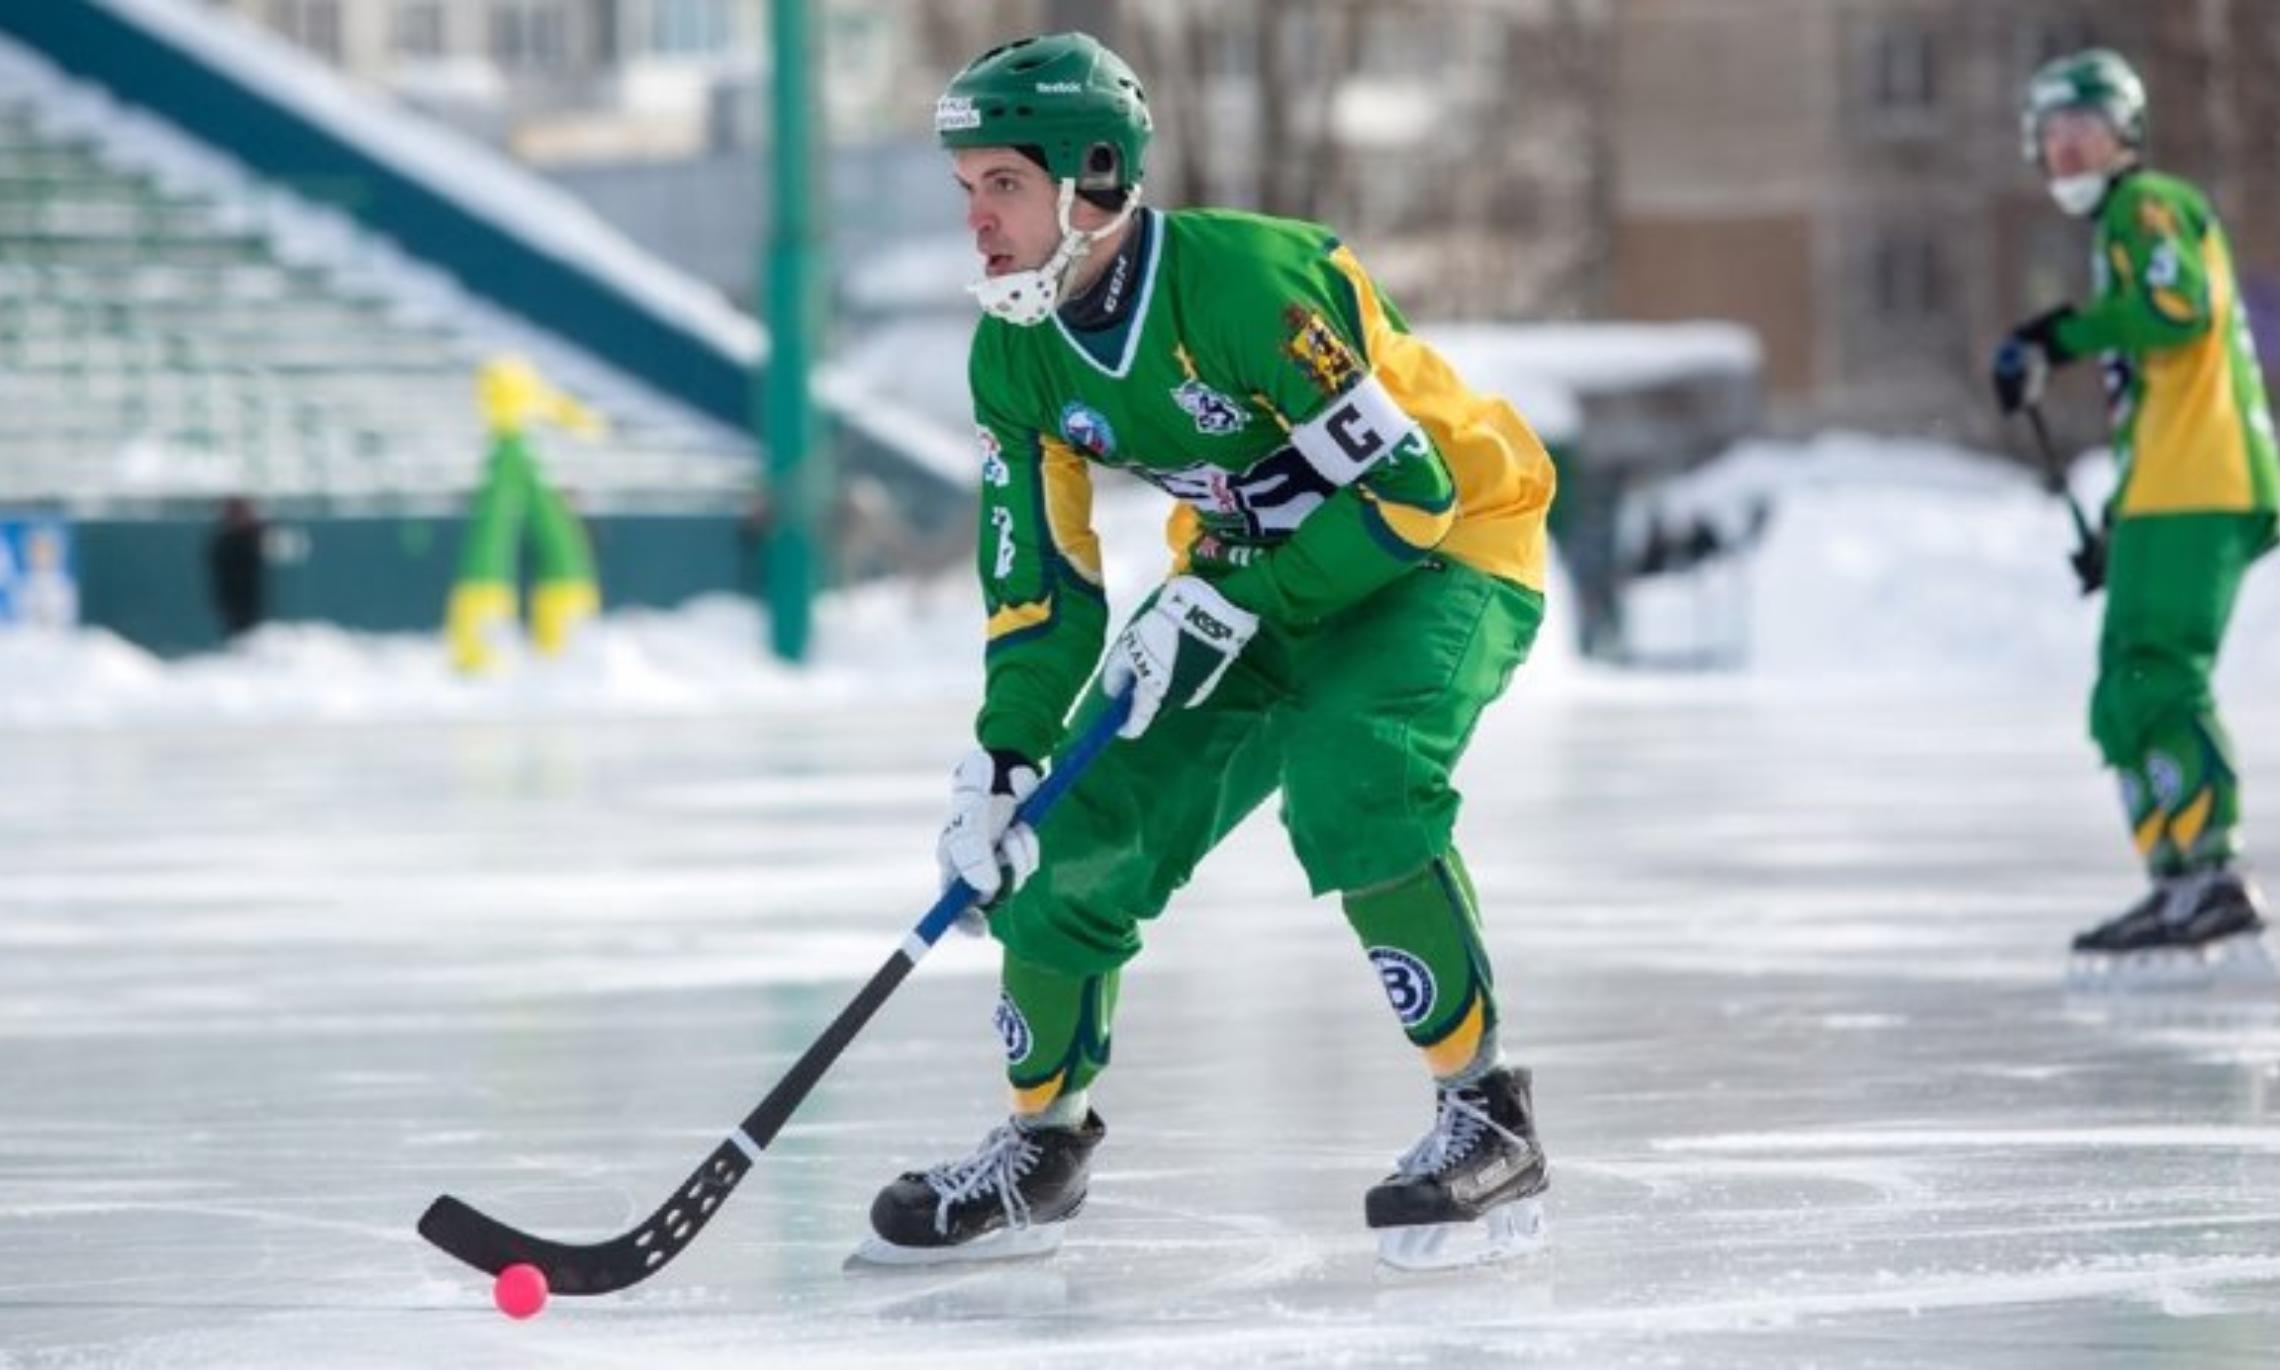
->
[993,992,1033,1065]
[1367,947,1438,1028]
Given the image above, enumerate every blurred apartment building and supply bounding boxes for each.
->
[1611,0,2280,444]
[206,0,2276,445]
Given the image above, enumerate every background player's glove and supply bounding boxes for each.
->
[1990,306,2075,414]
[936,748,1040,928]
[1102,575,1259,739]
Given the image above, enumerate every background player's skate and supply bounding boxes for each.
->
[2067,865,2276,991]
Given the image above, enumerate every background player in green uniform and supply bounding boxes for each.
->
[1993,49,2275,981]
[858,33,1558,1270]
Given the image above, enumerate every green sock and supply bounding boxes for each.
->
[999,954,1118,1117]
[1341,851,1503,1083]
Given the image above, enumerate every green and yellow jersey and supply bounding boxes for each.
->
[2053,170,2278,519]
[965,208,1556,762]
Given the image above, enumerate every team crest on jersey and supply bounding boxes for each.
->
[2135,197,2179,239]
[1171,378,1248,436]
[1283,306,1363,398]
[993,992,1033,1065]
[1058,401,1117,459]
[1367,947,1438,1029]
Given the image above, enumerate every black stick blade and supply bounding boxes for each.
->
[417,1140,753,1295]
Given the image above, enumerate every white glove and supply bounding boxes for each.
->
[1101,575,1260,739]
[936,748,1041,930]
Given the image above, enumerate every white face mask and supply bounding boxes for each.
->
[2047,171,2109,218]
[969,179,1141,327]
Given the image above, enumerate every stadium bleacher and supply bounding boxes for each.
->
[0,90,754,514]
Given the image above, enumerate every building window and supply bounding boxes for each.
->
[1872,229,1944,320]
[265,0,342,63]
[647,0,731,58]
[491,0,567,70]
[2029,18,2098,67]
[392,0,445,59]
[1870,22,1937,113]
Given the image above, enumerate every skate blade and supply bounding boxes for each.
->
[845,1220,1067,1270]
[1375,1196,1547,1272]
[2066,932,2279,994]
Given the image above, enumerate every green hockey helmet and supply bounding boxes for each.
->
[2020,48,2147,168]
[935,32,1151,197]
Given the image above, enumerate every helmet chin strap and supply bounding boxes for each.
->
[969,179,1142,327]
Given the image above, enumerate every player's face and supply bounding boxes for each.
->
[953,148,1059,278]
[2039,108,2122,179]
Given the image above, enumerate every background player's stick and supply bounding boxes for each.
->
[416,690,1133,1295]
[2023,400,2102,580]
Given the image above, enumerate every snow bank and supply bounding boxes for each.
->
[1637,431,2280,690]
[14,430,2277,730]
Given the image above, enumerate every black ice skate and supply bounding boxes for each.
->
[1366,1066,1549,1270]
[2067,866,2275,991]
[851,1111,1104,1266]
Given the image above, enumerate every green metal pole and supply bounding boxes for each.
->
[761,0,826,662]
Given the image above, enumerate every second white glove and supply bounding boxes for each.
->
[936,748,1041,927]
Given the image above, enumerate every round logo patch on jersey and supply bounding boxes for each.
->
[1057,401,1117,459]
[993,992,1034,1065]
[1368,947,1438,1029]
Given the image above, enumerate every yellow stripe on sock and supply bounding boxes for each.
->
[2133,808,2168,858]
[1421,995,1486,1078]
[2169,788,2217,853]
[1009,1071,1067,1117]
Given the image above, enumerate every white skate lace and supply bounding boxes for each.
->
[1394,1087,1526,1181]
[922,1122,1043,1236]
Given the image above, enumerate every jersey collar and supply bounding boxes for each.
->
[1051,208,1163,380]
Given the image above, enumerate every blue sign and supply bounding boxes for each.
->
[0,517,78,628]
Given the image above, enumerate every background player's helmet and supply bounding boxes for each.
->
[935,32,1151,199]
[2019,48,2147,169]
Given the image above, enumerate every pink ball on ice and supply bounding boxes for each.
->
[492,1262,549,1320]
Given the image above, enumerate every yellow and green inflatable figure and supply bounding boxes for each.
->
[446,356,606,673]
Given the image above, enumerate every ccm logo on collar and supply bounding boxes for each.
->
[1289,374,1427,486]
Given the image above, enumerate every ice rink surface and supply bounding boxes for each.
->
[6,677,2280,1368]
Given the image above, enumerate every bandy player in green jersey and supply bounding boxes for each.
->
[1993,49,2276,985]
[855,33,1557,1270]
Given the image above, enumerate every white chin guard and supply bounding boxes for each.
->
[969,180,1139,327]
[2048,172,2108,217]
